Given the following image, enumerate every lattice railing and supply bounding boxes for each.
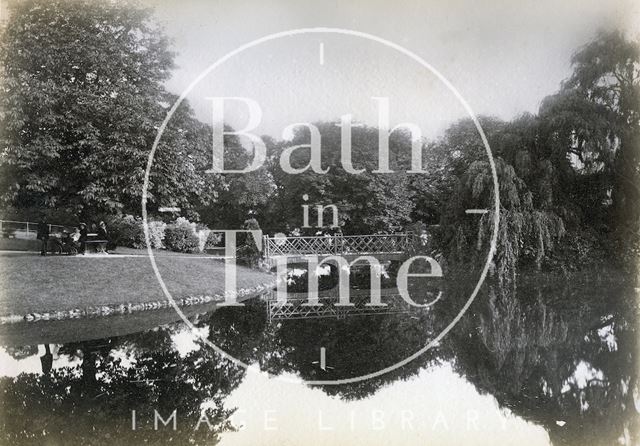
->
[264,291,411,321]
[263,233,411,258]
[340,234,409,254]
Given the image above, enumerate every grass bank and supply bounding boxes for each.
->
[0,252,275,321]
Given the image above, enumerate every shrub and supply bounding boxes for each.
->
[107,215,145,249]
[106,215,165,249]
[205,231,222,249]
[106,215,208,253]
[164,219,200,253]
[196,228,210,253]
[147,220,166,249]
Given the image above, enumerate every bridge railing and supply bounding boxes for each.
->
[262,233,412,258]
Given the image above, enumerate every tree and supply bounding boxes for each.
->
[545,31,640,228]
[0,0,219,220]
[425,116,565,285]
[416,33,640,278]
[265,121,416,234]
[197,130,273,229]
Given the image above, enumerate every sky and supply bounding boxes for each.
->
[218,365,551,446]
[142,0,639,141]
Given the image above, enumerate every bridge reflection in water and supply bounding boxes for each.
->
[262,288,420,322]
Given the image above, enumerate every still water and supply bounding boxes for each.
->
[0,267,637,445]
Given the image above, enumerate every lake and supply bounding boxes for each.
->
[0,266,637,445]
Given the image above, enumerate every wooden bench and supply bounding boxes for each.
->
[84,233,108,253]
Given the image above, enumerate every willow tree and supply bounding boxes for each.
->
[435,32,640,280]
[532,31,640,274]
[433,117,565,287]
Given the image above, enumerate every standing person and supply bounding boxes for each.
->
[97,221,109,253]
[243,210,260,231]
[241,211,261,267]
[36,216,49,256]
[79,223,88,254]
[243,210,261,249]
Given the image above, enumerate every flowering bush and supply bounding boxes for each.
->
[196,228,210,253]
[147,220,166,249]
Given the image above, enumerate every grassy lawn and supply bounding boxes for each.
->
[108,246,221,257]
[0,253,275,317]
[0,238,40,252]
[0,240,222,257]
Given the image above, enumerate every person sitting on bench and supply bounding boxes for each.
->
[71,227,81,245]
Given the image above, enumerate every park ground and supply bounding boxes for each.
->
[0,250,275,318]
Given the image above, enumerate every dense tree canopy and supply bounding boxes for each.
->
[0,0,636,276]
[561,31,640,226]
[418,31,640,280]
[262,122,417,234]
[0,0,222,220]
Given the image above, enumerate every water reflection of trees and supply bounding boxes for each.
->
[444,275,639,446]
[204,259,444,400]
[0,272,636,445]
[207,300,441,400]
[205,267,638,443]
[0,326,245,445]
